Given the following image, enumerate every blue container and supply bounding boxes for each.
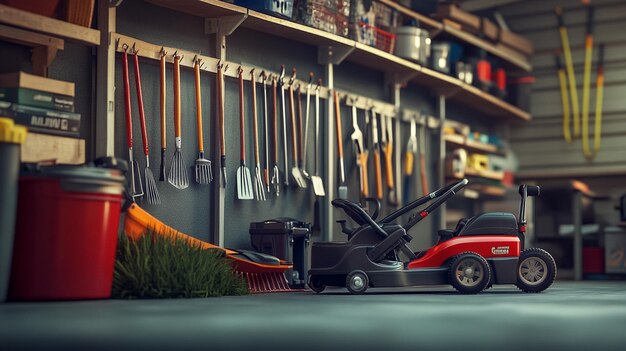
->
[235,0,293,19]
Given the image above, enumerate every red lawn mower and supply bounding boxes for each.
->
[308,179,557,294]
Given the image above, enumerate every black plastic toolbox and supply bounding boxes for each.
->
[249,218,311,288]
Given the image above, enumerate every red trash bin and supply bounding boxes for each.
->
[9,165,125,300]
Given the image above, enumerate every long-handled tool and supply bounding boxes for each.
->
[288,68,307,188]
[159,48,167,181]
[122,46,143,201]
[271,74,280,196]
[418,119,429,196]
[279,65,289,187]
[581,2,597,160]
[251,69,266,200]
[350,101,367,201]
[555,52,572,143]
[193,57,212,185]
[382,113,398,206]
[371,109,383,200]
[584,43,605,160]
[555,6,580,138]
[261,71,270,193]
[305,77,325,196]
[167,53,190,189]
[334,90,348,199]
[133,49,160,205]
[403,117,417,206]
[217,62,228,188]
[124,203,295,293]
[236,67,253,200]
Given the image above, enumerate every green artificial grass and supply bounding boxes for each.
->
[112,231,248,299]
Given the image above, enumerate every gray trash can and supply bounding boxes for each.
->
[0,118,27,302]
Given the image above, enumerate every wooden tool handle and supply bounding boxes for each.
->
[122,50,133,148]
[194,61,204,152]
[272,77,278,163]
[289,84,298,162]
[360,153,369,198]
[218,66,225,156]
[160,54,166,149]
[251,71,260,163]
[374,150,383,200]
[238,70,246,161]
[173,55,181,139]
[404,151,414,176]
[384,143,394,188]
[420,153,428,195]
[334,90,344,159]
[133,53,149,156]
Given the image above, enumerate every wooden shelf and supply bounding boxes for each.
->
[464,168,504,181]
[146,0,247,18]
[243,10,354,50]
[0,4,100,46]
[143,0,531,123]
[444,133,504,155]
[377,0,531,72]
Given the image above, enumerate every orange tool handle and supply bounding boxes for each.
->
[238,70,246,161]
[173,55,181,139]
[218,66,225,156]
[194,61,204,152]
[133,53,149,156]
[251,71,260,163]
[420,153,429,195]
[404,151,414,176]
[374,150,383,200]
[384,143,394,188]
[122,50,133,148]
[160,54,166,149]
[334,90,344,159]
[360,153,369,198]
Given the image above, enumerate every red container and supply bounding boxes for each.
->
[583,247,604,274]
[9,165,124,300]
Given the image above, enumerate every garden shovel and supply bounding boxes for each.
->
[288,68,307,188]
[251,69,266,201]
[193,58,212,185]
[122,46,143,201]
[301,74,324,196]
[168,53,190,190]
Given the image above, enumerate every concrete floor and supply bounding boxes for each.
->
[1,281,625,351]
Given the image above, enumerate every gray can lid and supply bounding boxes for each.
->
[21,164,125,183]
[395,26,426,35]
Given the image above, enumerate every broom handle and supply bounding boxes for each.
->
[334,90,343,159]
[194,60,204,153]
[122,50,132,148]
[133,52,149,156]
[251,70,260,164]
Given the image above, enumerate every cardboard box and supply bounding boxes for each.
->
[499,29,534,56]
[435,3,480,34]
[481,18,499,42]
[605,231,626,274]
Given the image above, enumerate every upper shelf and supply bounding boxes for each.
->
[143,0,531,122]
[0,4,100,46]
[377,0,531,72]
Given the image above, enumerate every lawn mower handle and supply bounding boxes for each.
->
[403,179,468,231]
[381,179,463,224]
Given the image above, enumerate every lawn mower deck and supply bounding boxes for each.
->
[309,179,557,294]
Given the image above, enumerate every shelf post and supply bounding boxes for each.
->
[321,58,335,241]
[206,14,245,247]
[573,190,583,281]
[95,0,117,158]
[434,94,447,238]
[392,83,402,208]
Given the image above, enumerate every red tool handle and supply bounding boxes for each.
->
[122,50,133,148]
[173,55,181,139]
[133,52,149,156]
[238,69,246,161]
[194,61,204,152]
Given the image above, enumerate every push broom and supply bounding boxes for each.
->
[124,203,295,293]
